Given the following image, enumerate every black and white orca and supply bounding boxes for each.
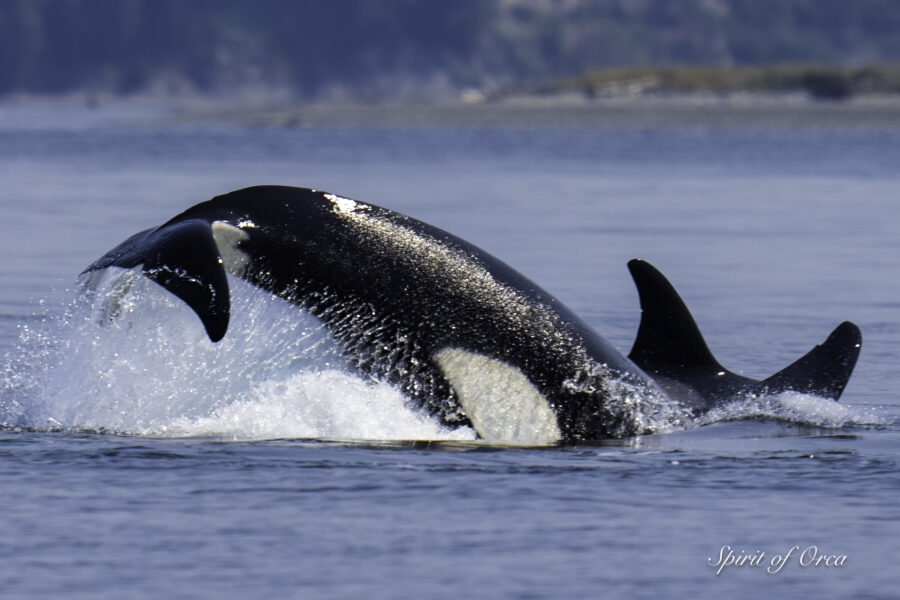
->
[82,186,862,443]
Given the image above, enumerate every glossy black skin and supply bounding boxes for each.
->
[85,186,862,441]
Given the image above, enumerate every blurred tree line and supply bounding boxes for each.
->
[0,0,898,98]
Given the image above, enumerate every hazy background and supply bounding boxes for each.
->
[2,0,900,102]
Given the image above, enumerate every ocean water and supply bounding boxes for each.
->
[0,103,897,599]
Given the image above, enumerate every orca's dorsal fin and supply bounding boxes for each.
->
[627,258,722,374]
[626,259,862,404]
[83,219,230,342]
[626,259,754,405]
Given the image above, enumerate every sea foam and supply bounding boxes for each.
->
[1,269,473,441]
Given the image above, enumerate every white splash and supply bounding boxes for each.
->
[165,370,474,441]
[0,269,473,441]
[697,391,884,429]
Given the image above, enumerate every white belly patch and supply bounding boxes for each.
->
[433,348,562,445]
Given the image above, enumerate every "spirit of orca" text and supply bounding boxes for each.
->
[708,545,847,575]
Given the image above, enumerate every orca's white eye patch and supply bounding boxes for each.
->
[212,221,251,277]
[433,347,561,445]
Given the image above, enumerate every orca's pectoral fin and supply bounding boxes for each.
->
[759,321,861,400]
[626,259,862,406]
[82,219,230,342]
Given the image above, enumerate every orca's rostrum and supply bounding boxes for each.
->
[82,186,862,443]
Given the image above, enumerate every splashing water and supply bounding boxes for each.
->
[697,390,883,429]
[164,370,472,440]
[0,268,474,441]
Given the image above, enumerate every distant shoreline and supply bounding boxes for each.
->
[184,92,900,130]
[507,64,900,102]
[4,90,900,130]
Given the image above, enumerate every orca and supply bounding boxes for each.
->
[81,185,862,444]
